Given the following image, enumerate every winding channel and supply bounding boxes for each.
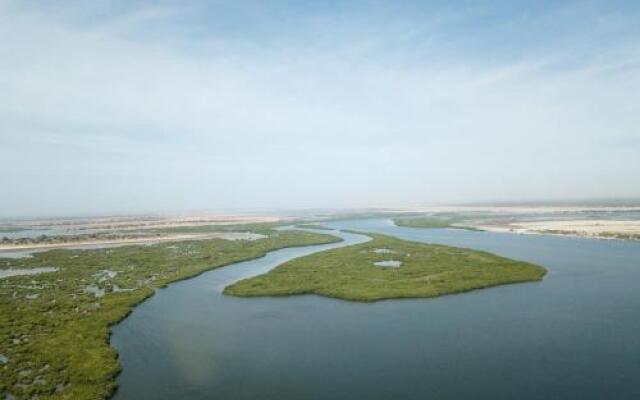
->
[110,228,370,399]
[110,219,640,400]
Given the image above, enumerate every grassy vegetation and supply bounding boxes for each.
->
[393,216,479,230]
[152,222,280,235]
[593,232,640,240]
[0,226,27,233]
[0,229,340,400]
[296,211,424,224]
[541,229,640,240]
[1,232,161,246]
[293,224,332,230]
[224,234,546,302]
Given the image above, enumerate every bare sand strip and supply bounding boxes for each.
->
[474,220,640,239]
[1,215,282,233]
[0,232,267,253]
[0,267,58,279]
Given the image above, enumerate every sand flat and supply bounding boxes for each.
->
[476,220,640,239]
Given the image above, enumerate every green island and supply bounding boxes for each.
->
[393,216,478,230]
[224,234,546,302]
[0,228,339,400]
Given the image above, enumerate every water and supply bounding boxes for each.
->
[111,219,640,399]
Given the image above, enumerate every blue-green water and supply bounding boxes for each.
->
[111,219,640,399]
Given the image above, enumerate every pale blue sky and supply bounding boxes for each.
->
[1,0,639,216]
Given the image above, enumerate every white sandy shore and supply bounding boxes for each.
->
[474,220,640,239]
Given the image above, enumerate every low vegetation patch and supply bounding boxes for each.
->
[0,229,339,400]
[0,232,162,247]
[153,222,279,235]
[540,229,640,240]
[293,224,332,230]
[393,216,478,230]
[0,226,27,233]
[224,234,546,302]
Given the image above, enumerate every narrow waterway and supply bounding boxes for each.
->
[111,219,640,399]
[110,229,370,399]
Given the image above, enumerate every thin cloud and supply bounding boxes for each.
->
[1,1,639,216]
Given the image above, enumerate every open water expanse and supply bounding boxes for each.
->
[111,218,640,399]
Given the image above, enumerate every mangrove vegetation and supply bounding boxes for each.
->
[0,229,339,400]
[224,234,546,302]
[393,216,478,230]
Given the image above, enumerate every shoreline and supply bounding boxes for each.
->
[472,220,640,241]
[0,229,341,399]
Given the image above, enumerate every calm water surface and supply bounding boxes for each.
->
[111,219,640,399]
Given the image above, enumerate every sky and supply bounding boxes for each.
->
[1,0,639,216]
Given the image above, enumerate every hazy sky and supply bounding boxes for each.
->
[1,0,639,216]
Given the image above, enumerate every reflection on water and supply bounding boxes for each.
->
[111,220,640,400]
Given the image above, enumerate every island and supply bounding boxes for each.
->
[224,234,546,302]
[393,216,477,230]
[392,209,640,241]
